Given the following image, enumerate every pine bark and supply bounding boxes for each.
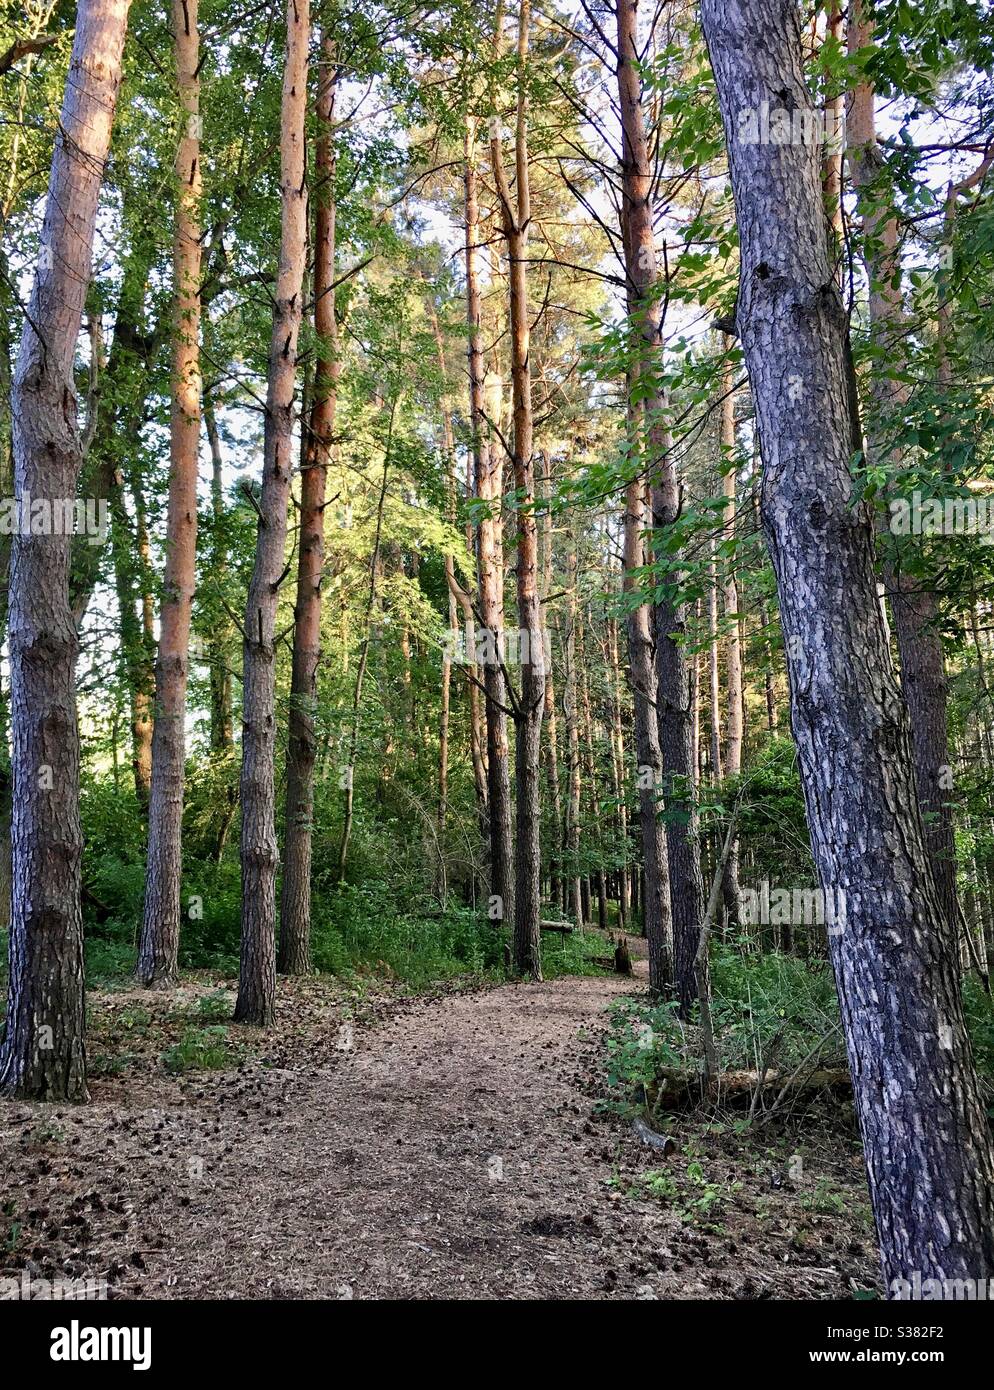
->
[235,0,310,1025]
[539,459,564,905]
[623,402,673,990]
[719,347,743,922]
[204,394,234,756]
[137,0,203,987]
[490,0,544,978]
[564,547,584,928]
[615,0,705,1014]
[465,117,514,932]
[278,39,337,976]
[701,0,994,1289]
[0,0,131,1100]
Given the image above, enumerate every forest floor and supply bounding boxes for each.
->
[0,935,881,1300]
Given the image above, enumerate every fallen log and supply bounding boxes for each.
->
[539,919,574,934]
[647,1065,851,1110]
[632,1115,676,1153]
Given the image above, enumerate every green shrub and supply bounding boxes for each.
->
[604,944,994,1119]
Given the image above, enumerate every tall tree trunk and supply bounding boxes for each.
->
[490,0,543,978]
[278,41,337,976]
[752,451,779,734]
[202,391,237,862]
[701,0,994,1290]
[579,631,604,929]
[564,547,584,928]
[0,255,11,935]
[137,0,203,987]
[720,347,744,776]
[204,393,234,756]
[622,397,673,988]
[689,599,702,788]
[235,0,309,1026]
[846,0,958,933]
[106,431,155,811]
[539,459,564,906]
[720,344,743,923]
[0,0,131,1100]
[822,0,844,246]
[465,116,514,932]
[615,0,705,1015]
[707,536,722,781]
[428,300,457,844]
[607,615,630,926]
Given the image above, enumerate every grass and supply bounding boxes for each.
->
[161,1025,239,1074]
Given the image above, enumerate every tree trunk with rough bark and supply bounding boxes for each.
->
[235,0,309,1026]
[622,408,674,991]
[137,0,203,987]
[719,345,743,923]
[539,459,564,906]
[564,546,584,928]
[278,40,337,977]
[701,0,994,1291]
[490,0,543,979]
[0,0,131,1100]
[465,117,514,933]
[615,0,705,1015]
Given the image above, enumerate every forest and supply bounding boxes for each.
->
[1,0,994,1324]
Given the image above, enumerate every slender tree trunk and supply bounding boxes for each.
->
[204,396,234,753]
[0,262,10,935]
[720,347,744,776]
[720,345,743,923]
[108,454,155,810]
[278,41,337,976]
[701,0,994,1290]
[137,0,203,986]
[615,0,705,1015]
[490,1,543,978]
[622,398,673,988]
[707,536,722,781]
[466,117,514,931]
[235,0,309,1025]
[202,391,238,861]
[0,0,131,1100]
[539,459,564,906]
[822,0,844,246]
[607,616,630,926]
[564,548,584,928]
[428,301,458,844]
[846,0,958,934]
[579,636,604,930]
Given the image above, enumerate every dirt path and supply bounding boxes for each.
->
[164,971,661,1300]
[1,956,877,1300]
